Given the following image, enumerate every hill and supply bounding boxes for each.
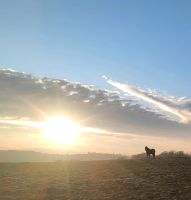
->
[0,150,128,162]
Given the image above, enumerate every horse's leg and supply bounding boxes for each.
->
[153,153,155,159]
[149,154,150,158]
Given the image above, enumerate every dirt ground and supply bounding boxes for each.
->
[0,158,191,200]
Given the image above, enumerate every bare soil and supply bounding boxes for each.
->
[0,158,191,200]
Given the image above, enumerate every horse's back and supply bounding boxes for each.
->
[151,149,155,153]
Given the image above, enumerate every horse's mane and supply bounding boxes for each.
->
[145,146,149,151]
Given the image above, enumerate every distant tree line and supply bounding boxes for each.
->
[131,151,191,159]
[158,151,190,158]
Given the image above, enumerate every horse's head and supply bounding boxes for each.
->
[145,146,148,151]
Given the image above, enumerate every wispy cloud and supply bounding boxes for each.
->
[0,117,41,128]
[0,117,109,135]
[104,76,191,124]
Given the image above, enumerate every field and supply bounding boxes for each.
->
[0,158,191,200]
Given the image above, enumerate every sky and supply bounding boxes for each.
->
[0,0,191,155]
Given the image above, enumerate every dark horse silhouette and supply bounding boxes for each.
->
[145,146,155,159]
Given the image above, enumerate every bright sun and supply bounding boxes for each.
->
[43,117,81,145]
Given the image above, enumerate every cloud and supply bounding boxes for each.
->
[0,68,191,144]
[104,76,191,124]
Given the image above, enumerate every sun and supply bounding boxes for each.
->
[42,117,81,145]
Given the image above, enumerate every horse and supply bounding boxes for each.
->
[145,146,155,159]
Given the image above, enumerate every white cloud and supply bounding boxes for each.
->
[0,69,191,141]
[104,76,191,124]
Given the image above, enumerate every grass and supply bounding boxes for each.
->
[0,158,191,200]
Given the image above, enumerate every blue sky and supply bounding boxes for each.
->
[1,1,191,154]
[1,0,191,97]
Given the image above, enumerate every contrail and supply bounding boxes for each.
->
[103,76,191,124]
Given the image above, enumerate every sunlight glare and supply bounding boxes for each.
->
[43,117,80,145]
